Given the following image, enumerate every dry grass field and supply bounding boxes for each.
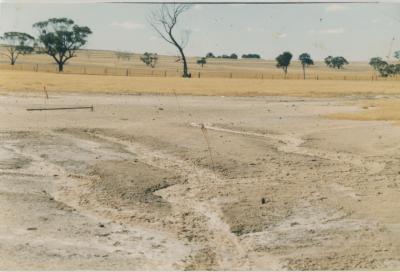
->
[0,47,391,81]
[2,70,400,97]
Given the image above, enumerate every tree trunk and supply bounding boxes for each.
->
[302,65,306,80]
[180,49,189,78]
[58,62,64,72]
[284,67,288,79]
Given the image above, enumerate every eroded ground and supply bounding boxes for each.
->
[0,92,400,270]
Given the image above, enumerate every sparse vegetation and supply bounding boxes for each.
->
[242,53,261,59]
[325,56,349,69]
[206,52,215,58]
[0,32,35,65]
[197,57,206,68]
[33,18,92,72]
[369,57,400,77]
[140,52,158,68]
[115,51,133,62]
[216,53,238,59]
[276,51,292,79]
[149,4,191,78]
[299,53,314,80]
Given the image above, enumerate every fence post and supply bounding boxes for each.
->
[126,68,129,76]
[198,71,201,78]
[230,72,233,78]
[164,70,167,77]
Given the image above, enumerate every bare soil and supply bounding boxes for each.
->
[0,92,399,270]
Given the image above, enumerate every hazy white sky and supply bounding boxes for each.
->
[1,1,400,60]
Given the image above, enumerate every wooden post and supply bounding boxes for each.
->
[198,71,201,78]
[126,68,129,76]
[230,72,233,78]
[164,70,167,77]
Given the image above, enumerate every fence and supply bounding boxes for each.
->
[1,62,398,81]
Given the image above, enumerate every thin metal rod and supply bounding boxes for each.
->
[26,106,94,111]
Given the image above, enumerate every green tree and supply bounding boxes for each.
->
[298,53,314,79]
[197,57,206,68]
[140,52,158,68]
[242,53,261,59]
[276,51,292,78]
[369,57,400,77]
[325,56,349,69]
[206,52,215,58]
[230,53,238,59]
[33,18,92,72]
[324,56,333,67]
[0,32,34,65]
[369,57,387,70]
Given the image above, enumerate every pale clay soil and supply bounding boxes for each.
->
[0,92,400,270]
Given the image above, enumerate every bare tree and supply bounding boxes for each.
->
[149,4,191,78]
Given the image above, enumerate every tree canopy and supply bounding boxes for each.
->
[206,52,215,58]
[324,56,349,69]
[33,17,92,72]
[197,57,206,67]
[298,53,314,79]
[369,57,400,77]
[140,52,158,68]
[1,32,35,65]
[242,53,261,59]
[276,51,292,78]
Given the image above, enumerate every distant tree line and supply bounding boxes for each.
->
[205,52,260,59]
[205,52,238,59]
[242,53,261,59]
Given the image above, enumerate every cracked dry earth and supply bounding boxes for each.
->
[0,92,400,270]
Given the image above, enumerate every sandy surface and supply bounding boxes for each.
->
[1,92,400,270]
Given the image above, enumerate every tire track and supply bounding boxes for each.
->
[190,123,385,175]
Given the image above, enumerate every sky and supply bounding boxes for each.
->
[1,1,400,61]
